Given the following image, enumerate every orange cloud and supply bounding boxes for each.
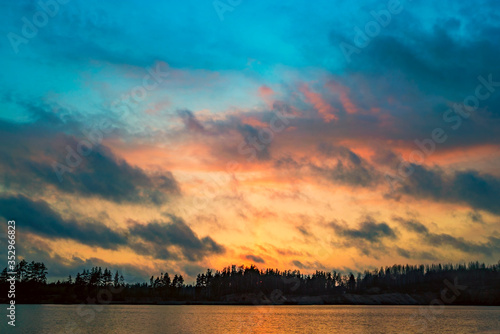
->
[327,80,358,114]
[299,84,338,122]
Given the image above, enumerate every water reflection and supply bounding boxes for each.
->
[2,305,499,333]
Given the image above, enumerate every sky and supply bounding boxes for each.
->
[1,0,500,282]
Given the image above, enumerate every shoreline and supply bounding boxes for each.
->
[1,302,500,306]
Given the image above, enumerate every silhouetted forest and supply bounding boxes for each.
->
[1,260,500,305]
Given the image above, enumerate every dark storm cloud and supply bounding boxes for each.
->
[274,145,500,215]
[396,218,430,235]
[244,254,265,264]
[328,217,397,258]
[326,1,500,151]
[395,247,410,258]
[314,143,380,187]
[273,144,380,188]
[0,103,179,205]
[291,260,326,271]
[330,219,397,243]
[236,123,271,161]
[396,217,500,256]
[393,164,500,214]
[395,247,437,261]
[318,143,361,164]
[50,146,179,205]
[292,260,305,269]
[297,225,312,237]
[129,215,225,261]
[334,2,500,99]
[0,195,127,249]
[0,193,224,262]
[468,211,484,224]
[178,109,205,133]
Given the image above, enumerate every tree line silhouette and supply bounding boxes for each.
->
[1,261,500,304]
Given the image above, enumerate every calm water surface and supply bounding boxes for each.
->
[1,305,499,333]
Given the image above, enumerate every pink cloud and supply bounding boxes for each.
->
[258,85,274,97]
[242,117,268,128]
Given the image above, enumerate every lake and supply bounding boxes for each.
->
[1,305,499,333]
